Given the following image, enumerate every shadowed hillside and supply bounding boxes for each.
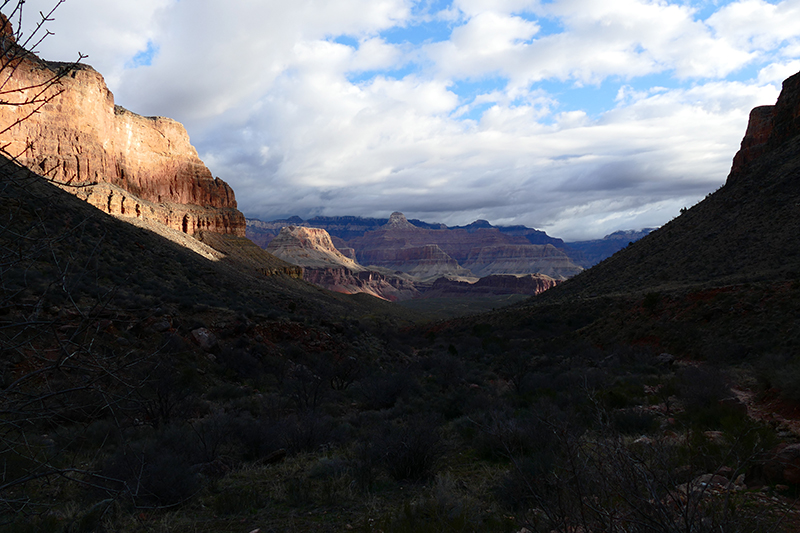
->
[544,71,800,301]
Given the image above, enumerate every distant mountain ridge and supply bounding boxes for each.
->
[252,213,578,300]
[566,228,657,269]
[247,213,650,278]
[247,214,565,247]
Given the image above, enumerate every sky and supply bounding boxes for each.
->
[17,0,800,240]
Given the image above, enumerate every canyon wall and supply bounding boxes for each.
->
[728,71,800,184]
[0,18,245,236]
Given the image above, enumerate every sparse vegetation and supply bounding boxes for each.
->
[3,2,800,532]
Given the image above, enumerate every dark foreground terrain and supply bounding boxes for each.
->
[5,116,800,532]
[5,31,800,531]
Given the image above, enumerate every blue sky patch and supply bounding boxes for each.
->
[126,41,159,69]
[332,35,360,49]
[450,77,505,102]
[346,63,417,84]
[380,19,453,45]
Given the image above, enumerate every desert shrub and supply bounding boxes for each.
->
[431,386,490,420]
[473,408,560,463]
[347,439,382,492]
[677,365,731,410]
[412,353,465,390]
[283,412,337,453]
[759,354,800,401]
[600,378,646,409]
[371,474,514,533]
[642,291,662,312]
[378,416,445,482]
[101,428,200,506]
[612,409,657,435]
[205,383,249,401]
[213,486,269,515]
[354,370,417,410]
[230,414,286,460]
[497,429,782,532]
[3,516,63,533]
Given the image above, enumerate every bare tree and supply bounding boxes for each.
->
[0,1,85,162]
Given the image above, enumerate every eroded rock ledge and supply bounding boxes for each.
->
[0,17,245,236]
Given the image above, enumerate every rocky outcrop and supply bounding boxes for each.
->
[424,274,559,298]
[0,17,245,236]
[351,212,532,264]
[266,226,362,270]
[303,267,420,301]
[362,243,474,281]
[729,71,800,184]
[463,244,583,280]
[248,212,584,281]
[265,225,420,300]
[729,106,778,180]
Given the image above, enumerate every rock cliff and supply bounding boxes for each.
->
[463,244,583,280]
[265,225,420,300]
[249,212,584,282]
[364,243,475,282]
[425,274,559,298]
[303,267,420,301]
[0,16,245,236]
[728,71,800,184]
[266,226,363,270]
[349,213,582,279]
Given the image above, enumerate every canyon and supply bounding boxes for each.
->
[247,211,655,299]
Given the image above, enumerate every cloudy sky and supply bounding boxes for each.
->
[18,0,800,239]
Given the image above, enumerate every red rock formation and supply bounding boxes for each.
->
[361,243,474,281]
[266,226,363,270]
[347,212,583,280]
[729,106,777,179]
[350,212,531,264]
[728,70,800,184]
[463,244,583,280]
[425,274,559,298]
[0,17,245,236]
[303,267,420,301]
[265,225,421,300]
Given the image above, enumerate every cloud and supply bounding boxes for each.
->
[14,0,800,240]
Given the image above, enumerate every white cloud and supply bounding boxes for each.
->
[10,0,800,240]
[758,60,800,83]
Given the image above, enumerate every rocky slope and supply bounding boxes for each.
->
[349,212,582,279]
[0,16,245,237]
[302,267,420,301]
[543,69,800,300]
[463,244,582,280]
[424,274,559,298]
[265,225,419,300]
[266,226,363,271]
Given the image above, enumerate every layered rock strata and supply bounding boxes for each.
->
[425,274,559,298]
[0,18,245,236]
[266,226,419,300]
[266,226,363,271]
[360,243,474,281]
[463,244,583,280]
[303,268,420,301]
